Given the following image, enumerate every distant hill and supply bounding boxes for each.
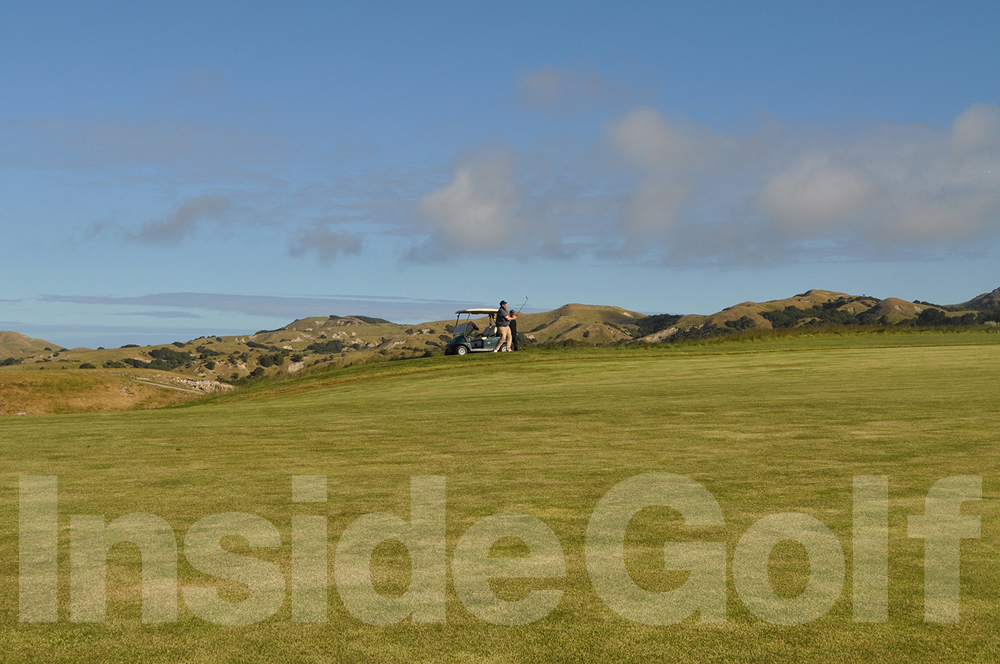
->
[2,287,999,397]
[0,331,60,361]
[634,288,991,342]
[956,287,1000,312]
[514,304,644,346]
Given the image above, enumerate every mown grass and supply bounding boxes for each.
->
[2,332,999,662]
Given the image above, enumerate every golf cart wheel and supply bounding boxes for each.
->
[457,345,468,355]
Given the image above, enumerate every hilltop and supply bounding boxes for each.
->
[0,331,60,361]
[956,287,1000,312]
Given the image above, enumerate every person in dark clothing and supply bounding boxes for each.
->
[493,300,516,352]
[510,315,519,351]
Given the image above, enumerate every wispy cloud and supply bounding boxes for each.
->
[2,109,406,257]
[125,194,232,243]
[110,310,202,319]
[2,117,291,177]
[288,224,364,263]
[39,292,472,322]
[516,66,635,113]
[163,68,234,105]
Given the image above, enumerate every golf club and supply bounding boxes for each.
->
[514,296,528,316]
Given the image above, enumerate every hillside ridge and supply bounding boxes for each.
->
[2,287,998,394]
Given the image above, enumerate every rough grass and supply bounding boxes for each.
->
[2,332,999,662]
[0,368,201,415]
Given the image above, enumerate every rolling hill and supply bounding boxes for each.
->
[2,287,999,415]
[634,288,993,342]
[0,331,60,360]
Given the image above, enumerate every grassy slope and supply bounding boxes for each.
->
[0,331,58,358]
[2,332,1000,662]
[0,367,203,415]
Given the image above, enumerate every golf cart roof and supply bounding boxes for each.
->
[455,308,498,315]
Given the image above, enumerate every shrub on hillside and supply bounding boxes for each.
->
[257,352,285,367]
[635,313,683,337]
[79,363,97,369]
[914,309,977,327]
[306,339,344,354]
[122,346,193,371]
[150,347,192,366]
[762,300,863,329]
[915,308,949,326]
[724,316,756,330]
[351,315,391,325]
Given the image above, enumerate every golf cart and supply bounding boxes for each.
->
[444,308,504,355]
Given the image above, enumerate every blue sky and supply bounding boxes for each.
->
[2,1,999,348]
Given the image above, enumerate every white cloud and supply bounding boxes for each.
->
[951,103,1000,155]
[758,157,879,234]
[412,102,1000,264]
[606,107,712,239]
[755,104,1000,249]
[416,148,523,252]
[608,106,703,172]
[621,176,698,237]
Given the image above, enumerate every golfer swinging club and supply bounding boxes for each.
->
[493,300,517,352]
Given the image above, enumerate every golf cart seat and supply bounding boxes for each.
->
[483,325,497,337]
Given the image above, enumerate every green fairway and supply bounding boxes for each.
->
[3,331,1000,662]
